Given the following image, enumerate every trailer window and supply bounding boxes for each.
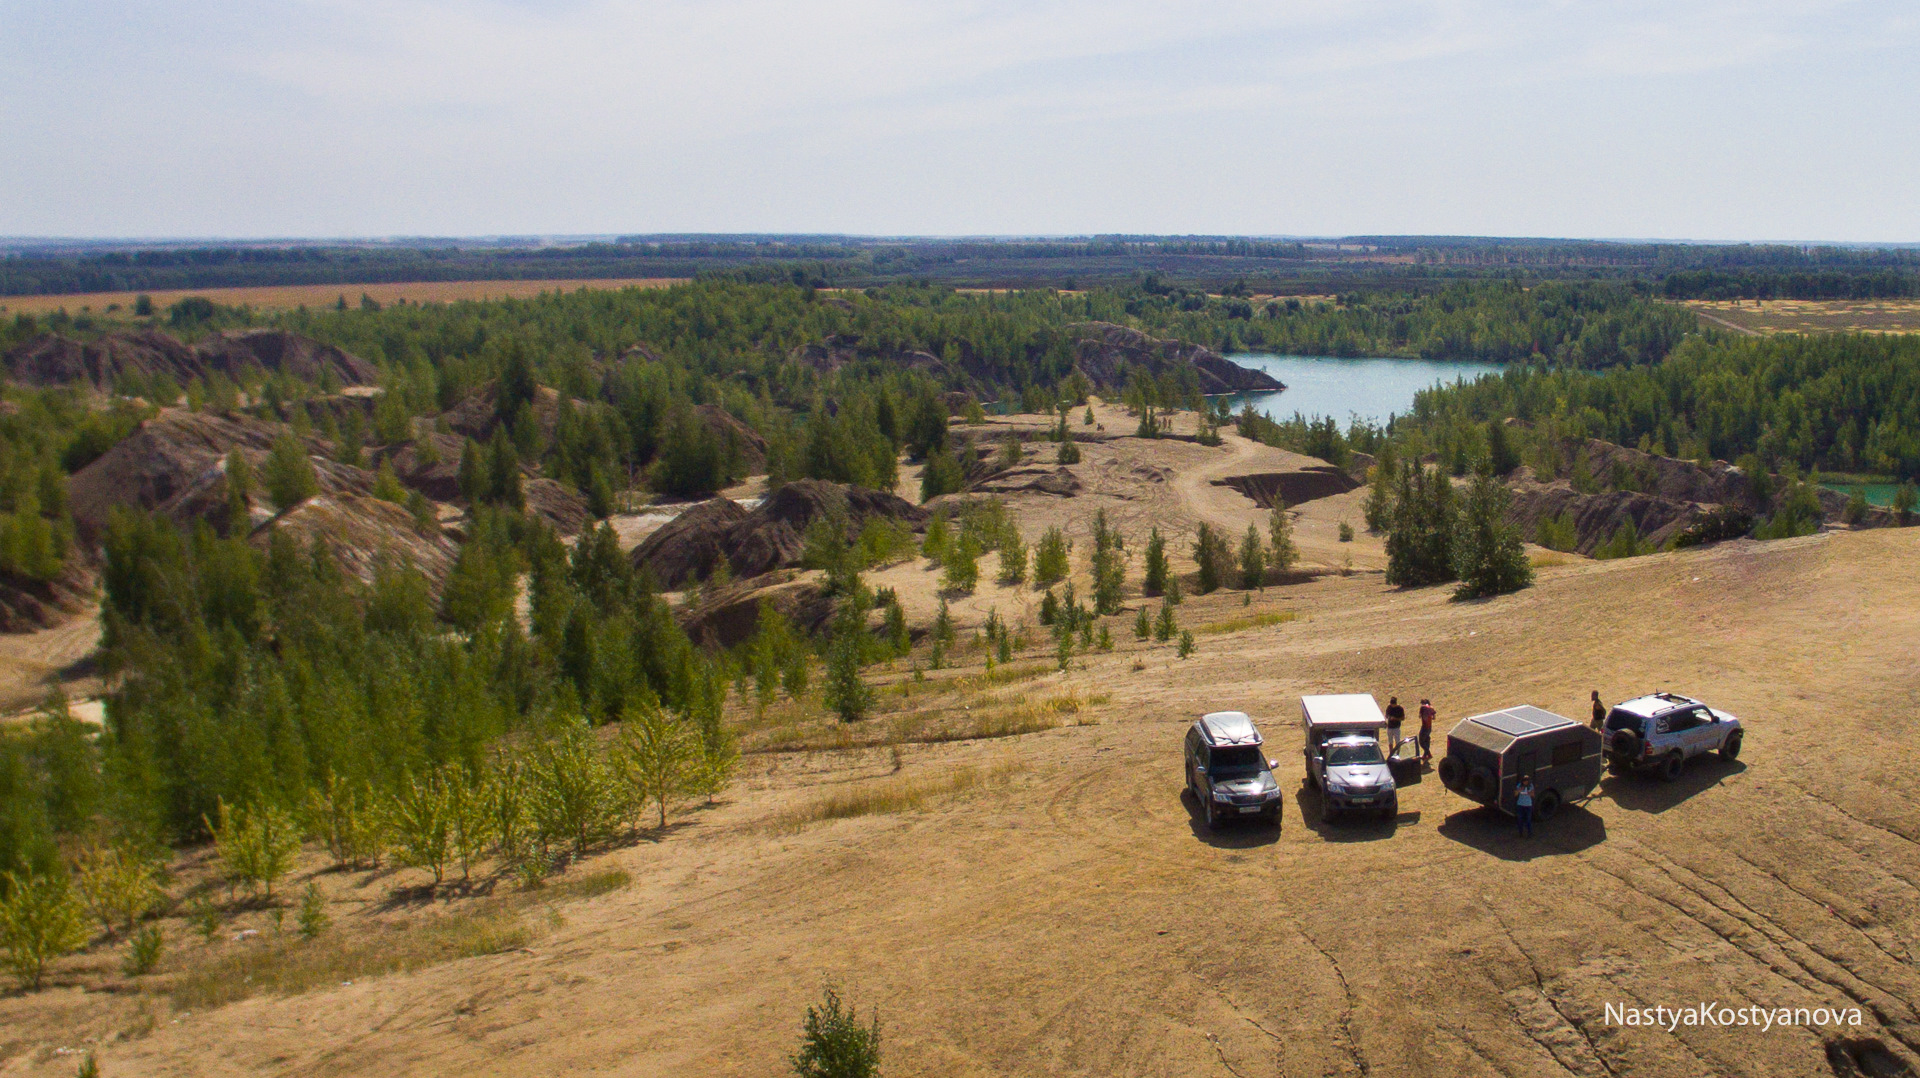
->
[1551,741,1584,767]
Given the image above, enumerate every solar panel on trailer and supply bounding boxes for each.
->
[1475,706,1578,737]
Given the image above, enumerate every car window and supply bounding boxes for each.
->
[1209,745,1264,776]
[1666,710,1700,733]
[1604,708,1642,732]
[1325,743,1383,766]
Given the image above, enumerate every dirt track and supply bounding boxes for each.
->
[10,427,1920,1078]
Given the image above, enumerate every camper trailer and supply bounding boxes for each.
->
[1437,705,1602,820]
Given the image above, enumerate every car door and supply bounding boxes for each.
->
[1684,707,1723,755]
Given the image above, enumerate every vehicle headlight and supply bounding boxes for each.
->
[1211,788,1232,802]
[1324,780,1346,795]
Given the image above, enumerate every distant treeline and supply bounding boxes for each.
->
[1403,333,1920,479]
[1660,269,1920,301]
[8,236,1920,297]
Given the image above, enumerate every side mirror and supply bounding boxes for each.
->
[1268,759,1279,770]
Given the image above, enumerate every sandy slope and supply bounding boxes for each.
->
[11,416,1919,1078]
[13,525,1916,1078]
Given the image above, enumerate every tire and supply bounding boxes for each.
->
[1535,789,1561,822]
[1660,752,1685,782]
[1320,792,1337,824]
[1612,729,1642,760]
[1205,797,1222,831]
[1463,766,1496,802]
[1720,730,1743,761]
[1437,756,1466,790]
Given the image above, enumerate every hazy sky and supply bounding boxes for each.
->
[4,1,1917,241]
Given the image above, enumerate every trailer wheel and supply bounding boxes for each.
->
[1463,766,1496,802]
[1437,756,1465,790]
[1535,789,1561,821]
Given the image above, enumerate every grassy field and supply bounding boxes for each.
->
[1684,297,1920,335]
[0,277,687,316]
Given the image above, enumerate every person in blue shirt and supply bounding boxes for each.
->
[1514,776,1536,838]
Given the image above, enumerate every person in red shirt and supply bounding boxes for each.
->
[1417,699,1437,763]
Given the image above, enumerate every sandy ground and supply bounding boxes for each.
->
[0,279,687,317]
[10,415,1920,1078]
[0,605,101,714]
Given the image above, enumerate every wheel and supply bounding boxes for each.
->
[1205,797,1222,830]
[1320,792,1337,824]
[1437,756,1465,790]
[1535,789,1561,821]
[1660,752,1685,782]
[1463,766,1496,802]
[1720,730,1743,760]
[1382,796,1399,820]
[1612,729,1642,760]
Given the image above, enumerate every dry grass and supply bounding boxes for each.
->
[1683,298,1920,336]
[1196,610,1299,635]
[167,868,629,1010]
[0,278,687,316]
[773,762,1024,831]
[1529,550,1580,569]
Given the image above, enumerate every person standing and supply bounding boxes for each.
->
[1515,776,1535,838]
[1590,690,1606,730]
[1384,696,1406,756]
[1417,698,1437,763]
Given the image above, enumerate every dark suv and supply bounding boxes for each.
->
[1604,693,1744,781]
[1184,711,1283,830]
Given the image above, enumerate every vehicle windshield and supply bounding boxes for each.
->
[1208,745,1266,778]
[1325,742,1383,766]
[1604,708,1644,732]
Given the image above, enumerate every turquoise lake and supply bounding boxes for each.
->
[1222,354,1504,427]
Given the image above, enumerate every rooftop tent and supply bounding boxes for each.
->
[1199,711,1262,747]
[1300,694,1386,732]
[1449,705,1581,755]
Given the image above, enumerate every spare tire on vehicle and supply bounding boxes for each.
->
[1611,729,1641,761]
[1463,766,1496,802]
[1437,756,1465,790]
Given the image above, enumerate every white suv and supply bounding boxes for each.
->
[1603,693,1743,781]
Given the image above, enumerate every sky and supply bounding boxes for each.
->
[4,0,1918,242]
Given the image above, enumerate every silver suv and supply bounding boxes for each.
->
[1603,693,1743,781]
[1184,712,1284,830]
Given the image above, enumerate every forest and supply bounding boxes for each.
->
[1396,332,1920,480]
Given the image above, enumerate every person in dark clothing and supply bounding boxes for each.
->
[1417,699,1436,762]
[1515,776,1536,838]
[1590,690,1606,730]
[1384,696,1405,756]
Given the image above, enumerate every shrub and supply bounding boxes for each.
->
[72,842,162,936]
[1593,519,1654,559]
[1154,604,1176,642]
[264,434,318,511]
[1057,437,1081,465]
[1670,506,1755,548]
[1177,630,1196,659]
[388,768,454,883]
[822,616,875,724]
[1033,526,1069,585]
[997,529,1027,584]
[1089,511,1126,614]
[1238,525,1266,589]
[1842,488,1870,525]
[1337,521,1354,543]
[0,871,88,989]
[1142,528,1169,596]
[297,883,330,940]
[941,534,981,593]
[1452,475,1533,599]
[1896,481,1917,525]
[919,447,966,502]
[1133,607,1151,639]
[1191,523,1232,594]
[124,923,165,975]
[791,985,882,1078]
[921,513,951,565]
[208,799,302,901]
[1533,509,1578,552]
[526,714,620,855]
[616,699,700,828]
[1268,503,1298,572]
